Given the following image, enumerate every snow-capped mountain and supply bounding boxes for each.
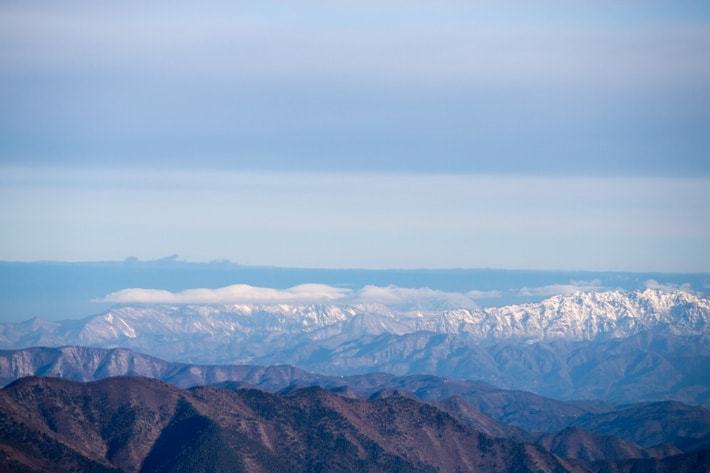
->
[1,289,709,404]
[461,289,709,340]
[1,289,707,348]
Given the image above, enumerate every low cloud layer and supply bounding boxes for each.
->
[99,283,503,308]
[101,284,350,305]
[644,279,693,293]
[466,290,503,300]
[99,279,697,308]
[356,285,478,309]
[518,279,603,297]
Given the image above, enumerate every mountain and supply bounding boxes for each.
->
[435,395,528,440]
[0,345,601,432]
[533,427,679,462]
[1,290,708,405]
[0,345,329,391]
[4,345,710,467]
[0,376,588,473]
[591,450,710,473]
[3,289,706,346]
[338,372,609,433]
[4,344,710,448]
[571,401,710,451]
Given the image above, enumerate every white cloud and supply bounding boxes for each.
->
[100,283,350,304]
[466,290,503,299]
[99,283,483,309]
[354,285,477,309]
[103,279,692,309]
[518,279,603,297]
[644,279,693,293]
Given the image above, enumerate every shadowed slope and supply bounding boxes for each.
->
[0,376,587,473]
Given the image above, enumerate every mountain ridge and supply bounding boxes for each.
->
[0,375,589,473]
[1,289,708,406]
[2,289,707,346]
[3,375,710,472]
[0,344,600,433]
[3,344,710,455]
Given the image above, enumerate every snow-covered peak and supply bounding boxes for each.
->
[0,290,707,356]
[97,289,707,342]
[475,289,708,341]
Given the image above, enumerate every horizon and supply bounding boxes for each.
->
[1,170,709,271]
[2,1,710,272]
[4,256,710,275]
[0,259,707,322]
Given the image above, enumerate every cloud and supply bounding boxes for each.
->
[518,279,603,297]
[644,279,693,293]
[466,290,503,299]
[98,279,695,309]
[99,283,350,304]
[98,283,484,309]
[354,285,477,309]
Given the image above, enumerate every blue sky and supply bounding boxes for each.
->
[1,1,709,271]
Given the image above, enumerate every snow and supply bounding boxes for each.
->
[1,290,708,352]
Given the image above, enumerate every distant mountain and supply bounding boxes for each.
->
[0,376,587,473]
[592,450,710,473]
[2,289,706,346]
[436,395,528,440]
[1,289,708,405]
[572,401,710,450]
[293,330,710,406]
[533,427,679,462]
[0,345,328,391]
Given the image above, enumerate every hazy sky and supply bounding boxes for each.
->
[1,1,709,271]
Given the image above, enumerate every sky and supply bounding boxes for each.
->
[2,260,708,321]
[1,0,709,271]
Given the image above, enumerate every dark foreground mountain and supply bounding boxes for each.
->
[3,377,709,473]
[0,376,587,473]
[4,345,710,450]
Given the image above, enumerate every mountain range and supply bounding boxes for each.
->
[0,345,607,432]
[2,345,710,454]
[0,376,585,473]
[1,289,708,405]
[2,375,709,472]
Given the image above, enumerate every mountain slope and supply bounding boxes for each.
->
[4,344,710,447]
[0,376,587,473]
[0,345,607,432]
[279,330,710,406]
[533,427,678,462]
[572,401,710,450]
[588,449,710,473]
